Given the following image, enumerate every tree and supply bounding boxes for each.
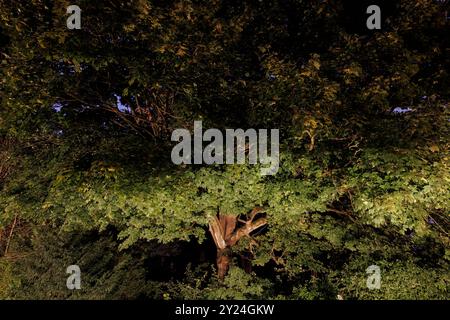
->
[0,0,449,299]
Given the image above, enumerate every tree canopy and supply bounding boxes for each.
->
[0,0,449,299]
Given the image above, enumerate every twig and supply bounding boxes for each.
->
[327,208,356,222]
[427,217,449,236]
[4,214,18,256]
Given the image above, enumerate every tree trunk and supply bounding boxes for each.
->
[208,208,266,280]
[216,247,232,280]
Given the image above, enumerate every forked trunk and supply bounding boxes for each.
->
[208,208,267,280]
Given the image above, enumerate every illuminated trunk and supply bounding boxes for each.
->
[208,208,267,280]
[216,247,232,280]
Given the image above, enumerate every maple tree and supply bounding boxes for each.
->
[0,0,449,299]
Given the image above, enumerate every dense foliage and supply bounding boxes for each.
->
[0,0,449,299]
